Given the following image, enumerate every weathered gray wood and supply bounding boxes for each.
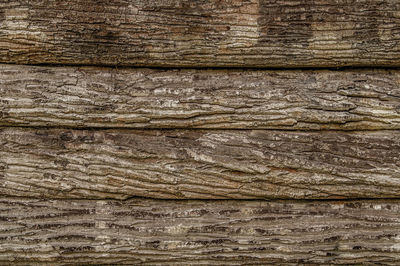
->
[1,0,400,67]
[0,197,399,265]
[2,64,400,130]
[1,127,400,199]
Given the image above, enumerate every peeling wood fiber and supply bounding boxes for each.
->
[1,0,400,67]
[0,198,400,265]
[2,64,400,130]
[1,127,399,200]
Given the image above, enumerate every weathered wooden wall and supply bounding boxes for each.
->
[1,0,400,264]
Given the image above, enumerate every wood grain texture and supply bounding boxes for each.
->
[2,64,400,130]
[0,197,400,265]
[1,127,400,199]
[1,0,400,67]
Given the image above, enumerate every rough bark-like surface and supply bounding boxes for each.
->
[1,127,400,199]
[2,64,400,130]
[1,0,400,67]
[0,197,399,265]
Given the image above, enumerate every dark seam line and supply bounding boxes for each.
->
[1,124,400,132]
[2,194,400,202]
[3,61,400,71]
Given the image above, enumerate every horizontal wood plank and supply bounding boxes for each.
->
[0,197,399,264]
[1,128,400,199]
[2,64,400,130]
[1,0,400,67]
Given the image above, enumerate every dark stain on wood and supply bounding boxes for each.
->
[0,10,4,24]
[350,1,383,48]
[258,0,313,47]
[28,0,131,63]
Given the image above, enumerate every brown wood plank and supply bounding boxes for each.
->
[1,0,400,67]
[2,64,400,130]
[0,197,399,264]
[1,127,400,199]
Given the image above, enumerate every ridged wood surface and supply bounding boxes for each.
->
[0,198,399,265]
[2,64,400,130]
[2,1,400,262]
[1,127,399,199]
[1,0,400,67]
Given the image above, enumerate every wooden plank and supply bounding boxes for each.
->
[1,0,400,67]
[2,64,400,130]
[1,127,400,199]
[0,197,399,265]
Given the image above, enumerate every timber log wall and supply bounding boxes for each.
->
[0,0,400,264]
